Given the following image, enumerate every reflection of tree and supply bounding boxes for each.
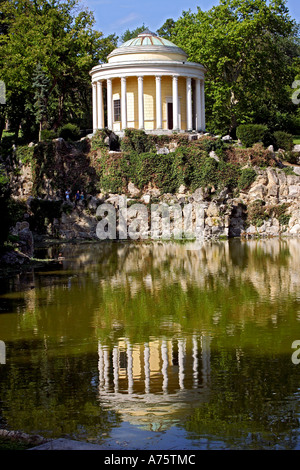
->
[0,341,121,440]
[183,351,300,449]
[1,239,300,445]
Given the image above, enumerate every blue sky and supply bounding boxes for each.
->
[81,0,300,40]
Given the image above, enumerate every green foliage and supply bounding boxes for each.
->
[246,200,291,227]
[282,166,296,175]
[91,129,110,151]
[58,123,80,142]
[0,0,118,142]
[120,24,148,43]
[166,0,299,134]
[29,198,64,233]
[6,199,27,226]
[156,19,175,39]
[246,200,269,227]
[273,131,294,151]
[120,129,155,154]
[225,143,275,167]
[40,129,57,142]
[236,124,268,148]
[91,128,119,151]
[197,136,227,154]
[281,151,299,164]
[97,139,257,195]
[32,62,50,140]
[238,168,257,190]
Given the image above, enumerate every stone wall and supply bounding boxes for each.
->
[48,166,300,241]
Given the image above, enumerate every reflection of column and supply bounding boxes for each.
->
[201,335,211,386]
[186,77,193,131]
[138,76,144,129]
[107,78,113,130]
[113,345,119,392]
[97,81,104,129]
[98,342,104,388]
[104,348,110,392]
[155,76,162,129]
[161,340,168,392]
[172,76,179,130]
[178,339,185,389]
[196,78,201,132]
[144,343,150,394]
[127,340,133,394]
[121,77,127,129]
[192,335,198,388]
[92,83,97,132]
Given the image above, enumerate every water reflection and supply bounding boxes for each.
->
[0,239,300,448]
[97,335,211,431]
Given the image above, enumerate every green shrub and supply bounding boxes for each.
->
[40,129,57,141]
[236,124,268,148]
[273,131,294,151]
[238,168,257,190]
[29,198,64,233]
[58,123,80,141]
[246,200,269,227]
[16,145,34,165]
[197,136,227,155]
[282,151,299,164]
[120,129,155,153]
[282,167,296,175]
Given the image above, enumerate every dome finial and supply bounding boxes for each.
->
[138,29,157,37]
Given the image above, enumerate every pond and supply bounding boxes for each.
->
[0,238,300,450]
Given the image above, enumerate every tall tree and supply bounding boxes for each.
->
[32,63,50,141]
[165,0,300,135]
[156,18,175,39]
[0,0,117,140]
[120,24,148,44]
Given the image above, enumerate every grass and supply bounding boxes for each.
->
[293,135,300,145]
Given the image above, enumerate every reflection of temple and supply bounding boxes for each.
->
[98,335,211,430]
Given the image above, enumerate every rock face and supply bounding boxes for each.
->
[10,221,34,257]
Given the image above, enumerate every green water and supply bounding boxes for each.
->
[0,238,300,449]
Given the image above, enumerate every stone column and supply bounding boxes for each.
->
[201,79,206,131]
[97,81,104,129]
[121,76,127,130]
[196,78,201,132]
[186,77,193,131]
[107,78,113,130]
[138,76,144,129]
[92,82,97,132]
[155,76,162,130]
[172,76,179,130]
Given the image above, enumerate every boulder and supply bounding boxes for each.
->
[127,182,141,198]
[222,135,232,142]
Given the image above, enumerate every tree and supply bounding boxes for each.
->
[156,18,175,39]
[32,63,50,141]
[0,0,118,140]
[120,24,148,44]
[165,0,300,135]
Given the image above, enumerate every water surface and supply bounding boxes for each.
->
[0,239,300,449]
